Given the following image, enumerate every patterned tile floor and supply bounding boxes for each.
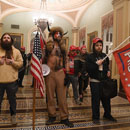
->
[1,75,130,130]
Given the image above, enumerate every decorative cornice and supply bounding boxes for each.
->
[72,27,80,33]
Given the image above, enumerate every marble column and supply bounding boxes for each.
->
[72,27,80,46]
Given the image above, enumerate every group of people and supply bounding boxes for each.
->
[0,27,116,128]
[43,26,116,127]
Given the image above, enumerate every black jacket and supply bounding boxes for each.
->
[86,52,109,81]
[79,53,89,78]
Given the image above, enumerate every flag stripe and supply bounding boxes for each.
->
[30,33,45,97]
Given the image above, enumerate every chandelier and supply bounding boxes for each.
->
[33,0,54,26]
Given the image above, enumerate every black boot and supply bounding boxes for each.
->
[60,119,74,128]
[103,115,117,122]
[46,117,56,125]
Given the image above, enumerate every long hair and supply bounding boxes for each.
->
[1,33,14,59]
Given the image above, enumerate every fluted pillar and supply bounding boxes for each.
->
[72,27,79,46]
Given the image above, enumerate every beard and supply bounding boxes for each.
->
[1,40,13,50]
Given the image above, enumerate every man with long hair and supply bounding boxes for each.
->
[44,27,73,127]
[0,33,23,125]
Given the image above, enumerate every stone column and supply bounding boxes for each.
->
[72,27,79,46]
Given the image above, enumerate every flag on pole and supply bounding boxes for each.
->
[40,34,46,50]
[113,43,130,103]
[30,33,45,97]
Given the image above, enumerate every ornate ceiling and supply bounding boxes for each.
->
[1,0,92,11]
[0,0,95,26]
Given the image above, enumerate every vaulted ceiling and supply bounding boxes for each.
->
[0,0,95,26]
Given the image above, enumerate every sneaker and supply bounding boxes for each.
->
[46,117,56,125]
[103,115,117,122]
[11,115,17,125]
[60,119,74,128]
[75,99,81,105]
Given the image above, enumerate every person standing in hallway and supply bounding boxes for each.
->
[78,45,89,102]
[44,27,74,127]
[0,33,23,125]
[66,45,81,105]
[86,37,116,123]
[18,46,27,88]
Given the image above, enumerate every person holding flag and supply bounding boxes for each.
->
[86,37,116,123]
[43,26,74,127]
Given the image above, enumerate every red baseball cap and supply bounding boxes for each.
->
[76,47,81,51]
[21,46,25,51]
[70,45,76,51]
[81,45,86,50]
[92,37,103,44]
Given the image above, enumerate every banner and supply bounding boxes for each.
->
[113,43,130,103]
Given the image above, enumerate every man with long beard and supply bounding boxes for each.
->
[44,27,74,127]
[0,33,23,125]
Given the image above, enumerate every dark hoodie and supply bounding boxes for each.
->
[86,42,109,81]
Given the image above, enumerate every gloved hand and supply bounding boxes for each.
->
[64,74,70,86]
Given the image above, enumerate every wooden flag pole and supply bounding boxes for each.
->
[33,79,36,130]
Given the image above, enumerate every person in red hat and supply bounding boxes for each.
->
[65,45,81,105]
[78,45,89,102]
[86,37,116,123]
[18,46,27,88]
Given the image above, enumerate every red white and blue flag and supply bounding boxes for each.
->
[113,43,130,103]
[30,33,45,97]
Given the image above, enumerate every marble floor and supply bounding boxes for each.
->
[0,75,130,130]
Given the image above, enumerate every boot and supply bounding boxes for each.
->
[60,119,74,128]
[46,117,56,125]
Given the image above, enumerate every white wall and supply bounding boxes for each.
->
[2,12,72,52]
[80,0,113,38]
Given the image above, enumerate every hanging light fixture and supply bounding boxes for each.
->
[33,0,54,26]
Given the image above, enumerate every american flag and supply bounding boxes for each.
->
[30,33,45,97]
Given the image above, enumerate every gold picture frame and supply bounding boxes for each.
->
[87,31,98,52]
[9,33,24,50]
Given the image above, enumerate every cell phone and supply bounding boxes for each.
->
[6,56,12,59]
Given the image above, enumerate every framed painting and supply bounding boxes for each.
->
[9,33,24,50]
[62,37,69,52]
[79,27,86,47]
[87,31,98,52]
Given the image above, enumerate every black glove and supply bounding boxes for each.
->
[64,74,70,86]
